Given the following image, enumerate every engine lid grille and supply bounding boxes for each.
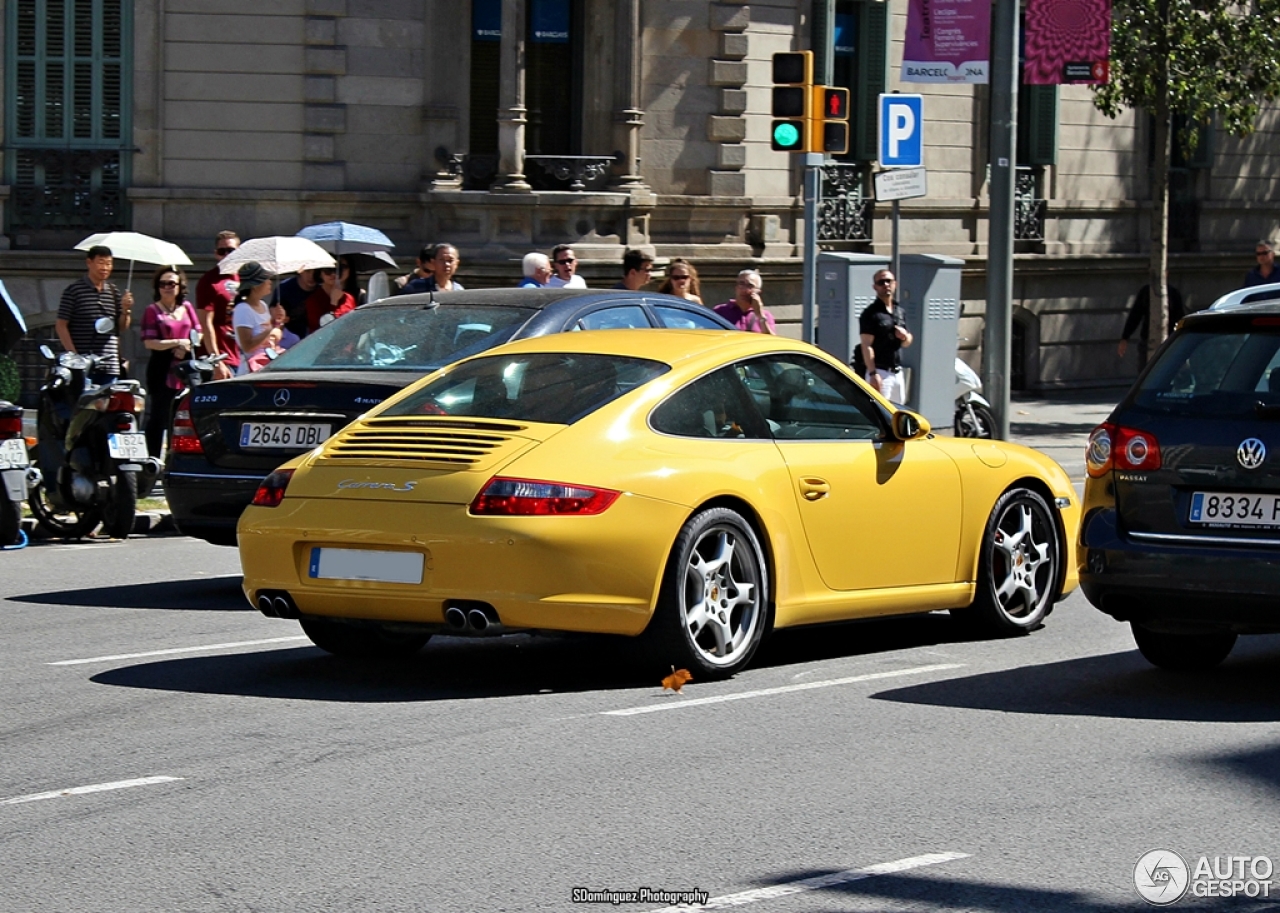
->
[319,417,532,467]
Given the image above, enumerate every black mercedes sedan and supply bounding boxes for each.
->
[165,288,733,545]
[1079,303,1280,669]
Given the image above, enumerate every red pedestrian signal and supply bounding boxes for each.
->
[808,85,851,155]
[824,87,850,120]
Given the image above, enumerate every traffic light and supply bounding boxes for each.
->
[771,51,813,152]
[809,86,851,155]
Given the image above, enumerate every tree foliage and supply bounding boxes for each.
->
[1092,0,1280,351]
[1095,0,1280,133]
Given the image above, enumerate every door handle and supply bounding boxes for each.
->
[799,477,830,500]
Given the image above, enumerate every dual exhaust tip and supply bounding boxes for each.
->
[444,603,503,636]
[256,590,299,619]
[257,592,502,635]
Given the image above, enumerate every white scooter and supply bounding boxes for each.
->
[954,358,996,438]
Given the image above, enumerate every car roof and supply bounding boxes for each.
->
[1206,283,1280,312]
[366,287,704,313]
[457,327,825,368]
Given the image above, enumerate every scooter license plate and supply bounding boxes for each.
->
[0,438,28,469]
[107,433,149,460]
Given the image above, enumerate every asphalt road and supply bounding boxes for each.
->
[2,535,1278,912]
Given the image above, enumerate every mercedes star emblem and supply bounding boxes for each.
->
[273,389,291,407]
[1237,437,1266,470]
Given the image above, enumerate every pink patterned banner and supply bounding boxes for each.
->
[1023,0,1112,85]
[902,0,992,84]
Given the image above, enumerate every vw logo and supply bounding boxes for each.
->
[1238,438,1267,470]
[273,389,291,407]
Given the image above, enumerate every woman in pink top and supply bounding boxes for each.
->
[140,266,200,457]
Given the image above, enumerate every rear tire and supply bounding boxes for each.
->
[956,487,1060,635]
[28,483,100,539]
[955,402,996,439]
[0,496,21,546]
[299,617,431,659]
[645,507,769,680]
[101,471,137,539]
[1131,623,1236,671]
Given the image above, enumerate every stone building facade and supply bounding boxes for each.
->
[1,0,1278,394]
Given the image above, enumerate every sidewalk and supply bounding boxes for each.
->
[1006,386,1127,487]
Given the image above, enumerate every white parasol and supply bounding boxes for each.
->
[218,236,336,276]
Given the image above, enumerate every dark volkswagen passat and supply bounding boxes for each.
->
[1080,304,1280,669]
[166,288,733,545]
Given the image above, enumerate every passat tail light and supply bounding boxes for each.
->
[0,414,21,439]
[170,393,203,454]
[93,391,145,413]
[1086,422,1161,477]
[470,477,620,516]
[1115,425,1161,471]
[252,469,295,508]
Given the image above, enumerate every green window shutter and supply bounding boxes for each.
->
[854,1,888,162]
[1017,85,1058,166]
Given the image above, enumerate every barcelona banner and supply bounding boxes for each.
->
[1022,0,1112,84]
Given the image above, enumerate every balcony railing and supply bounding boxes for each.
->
[1014,166,1045,242]
[817,163,873,242]
[8,148,127,233]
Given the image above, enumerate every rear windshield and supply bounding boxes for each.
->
[1135,325,1280,417]
[384,353,670,425]
[260,304,535,373]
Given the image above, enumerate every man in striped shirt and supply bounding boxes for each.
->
[56,245,134,384]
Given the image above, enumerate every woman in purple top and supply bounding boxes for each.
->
[713,269,776,334]
[141,266,200,458]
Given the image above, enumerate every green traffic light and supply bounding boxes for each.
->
[773,122,801,149]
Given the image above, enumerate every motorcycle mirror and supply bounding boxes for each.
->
[94,316,115,335]
[318,313,335,327]
[39,344,54,360]
[189,329,203,347]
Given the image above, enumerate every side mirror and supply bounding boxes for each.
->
[891,409,931,441]
[318,313,335,327]
[94,316,115,335]
[189,329,203,347]
[39,344,54,360]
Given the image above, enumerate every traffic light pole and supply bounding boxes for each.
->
[985,0,1018,439]
[801,153,822,345]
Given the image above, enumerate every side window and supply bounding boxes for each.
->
[653,305,723,330]
[740,355,883,440]
[576,306,651,331]
[651,367,769,439]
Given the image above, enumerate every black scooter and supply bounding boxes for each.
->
[0,398,39,546]
[32,344,160,538]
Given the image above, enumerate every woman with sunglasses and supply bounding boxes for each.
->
[658,258,703,305]
[304,258,358,334]
[140,266,200,457]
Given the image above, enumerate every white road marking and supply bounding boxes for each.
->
[646,852,971,912]
[1,776,183,806]
[604,663,964,716]
[48,635,309,666]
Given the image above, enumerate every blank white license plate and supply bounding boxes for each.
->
[240,422,332,450]
[107,433,148,460]
[1188,491,1280,528]
[0,438,28,469]
[308,547,424,584]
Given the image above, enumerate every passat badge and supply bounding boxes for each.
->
[1237,438,1266,470]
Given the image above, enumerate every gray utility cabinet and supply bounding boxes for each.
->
[815,251,963,429]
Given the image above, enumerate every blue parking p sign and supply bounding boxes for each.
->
[878,94,923,167]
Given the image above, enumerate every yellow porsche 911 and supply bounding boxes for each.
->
[238,330,1080,678]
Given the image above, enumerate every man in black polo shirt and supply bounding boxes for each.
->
[56,245,134,385]
[852,268,913,404]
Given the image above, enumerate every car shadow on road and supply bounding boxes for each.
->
[759,867,1235,912]
[9,575,249,612]
[90,633,668,701]
[872,638,1280,724]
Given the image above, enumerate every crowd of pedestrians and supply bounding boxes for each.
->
[49,228,837,463]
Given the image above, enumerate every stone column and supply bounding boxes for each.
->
[609,0,650,193]
[493,0,531,192]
